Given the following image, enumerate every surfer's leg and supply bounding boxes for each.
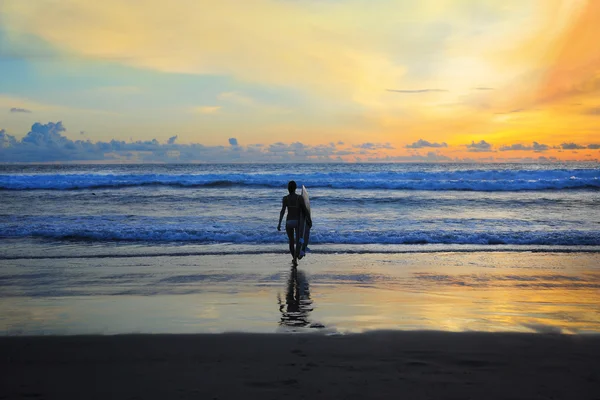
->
[298,223,305,259]
[293,225,301,262]
[286,220,299,264]
[286,225,295,257]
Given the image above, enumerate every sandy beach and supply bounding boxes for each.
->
[2,331,599,399]
[2,249,599,398]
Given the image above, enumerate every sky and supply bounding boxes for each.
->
[0,0,599,163]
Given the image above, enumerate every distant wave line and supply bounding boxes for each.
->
[1,179,599,191]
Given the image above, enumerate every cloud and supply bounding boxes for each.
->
[264,141,350,160]
[473,87,494,91]
[10,107,32,113]
[406,139,448,149]
[0,122,183,162]
[353,142,394,150]
[167,135,178,144]
[499,142,549,152]
[0,129,18,147]
[466,140,493,152]
[79,131,86,135]
[561,142,586,150]
[499,143,528,151]
[1,122,96,162]
[532,142,550,152]
[584,107,600,116]
[0,121,375,163]
[588,144,600,149]
[21,121,68,146]
[386,89,448,94]
[3,121,593,163]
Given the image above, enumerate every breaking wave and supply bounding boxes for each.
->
[2,225,599,246]
[1,169,599,191]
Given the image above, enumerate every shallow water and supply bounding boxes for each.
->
[1,250,598,335]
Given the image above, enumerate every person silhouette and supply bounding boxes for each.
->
[277,180,311,266]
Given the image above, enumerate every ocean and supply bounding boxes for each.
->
[1,163,599,334]
[1,163,599,248]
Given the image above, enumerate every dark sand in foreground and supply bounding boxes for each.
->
[2,331,599,399]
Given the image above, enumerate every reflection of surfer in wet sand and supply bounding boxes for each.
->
[277,180,312,266]
[277,267,313,328]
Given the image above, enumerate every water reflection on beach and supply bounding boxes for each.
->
[0,251,599,335]
[277,267,314,329]
[308,252,600,334]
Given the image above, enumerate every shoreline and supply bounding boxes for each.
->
[2,237,600,259]
[2,331,599,399]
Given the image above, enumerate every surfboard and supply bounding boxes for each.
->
[296,185,311,261]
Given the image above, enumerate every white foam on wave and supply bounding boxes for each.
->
[1,169,599,191]
[2,223,599,245]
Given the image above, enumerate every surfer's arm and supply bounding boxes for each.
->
[277,196,286,231]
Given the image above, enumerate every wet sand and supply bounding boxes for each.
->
[2,331,599,399]
[2,251,600,335]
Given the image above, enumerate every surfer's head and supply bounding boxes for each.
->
[288,180,297,193]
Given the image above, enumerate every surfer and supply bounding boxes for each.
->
[278,180,312,265]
